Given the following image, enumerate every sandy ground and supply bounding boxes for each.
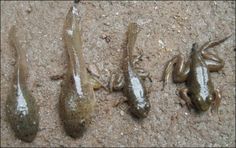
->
[1,1,235,147]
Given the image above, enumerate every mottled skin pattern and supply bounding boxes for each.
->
[109,23,151,118]
[6,26,39,142]
[163,35,231,112]
[59,5,96,138]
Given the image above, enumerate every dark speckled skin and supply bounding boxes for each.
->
[122,23,151,118]
[6,26,39,142]
[59,5,95,138]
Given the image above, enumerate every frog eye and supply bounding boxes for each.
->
[207,96,213,101]
[198,97,201,101]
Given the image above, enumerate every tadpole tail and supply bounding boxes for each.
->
[9,26,18,52]
[125,23,139,62]
[63,4,84,74]
[8,26,28,79]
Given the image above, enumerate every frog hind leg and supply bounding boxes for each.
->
[202,51,225,72]
[87,64,109,91]
[131,47,150,80]
[162,54,190,89]
[88,75,103,90]
[132,47,144,66]
[131,47,152,94]
[108,73,125,92]
[199,34,232,52]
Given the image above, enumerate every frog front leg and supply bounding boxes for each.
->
[211,89,222,113]
[162,54,190,89]
[179,88,194,110]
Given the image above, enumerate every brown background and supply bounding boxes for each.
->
[1,1,235,147]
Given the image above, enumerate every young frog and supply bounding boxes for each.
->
[59,4,104,138]
[109,23,151,118]
[162,35,231,113]
[6,26,39,142]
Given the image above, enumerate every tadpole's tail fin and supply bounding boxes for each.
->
[125,23,139,61]
[9,26,28,79]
